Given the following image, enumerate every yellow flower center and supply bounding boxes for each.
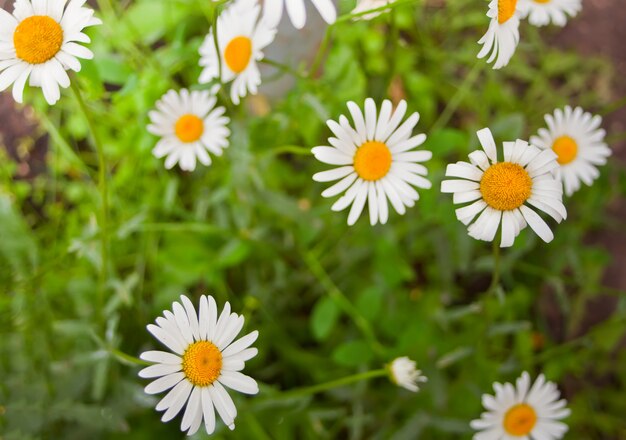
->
[224,36,253,74]
[14,16,64,64]
[480,162,532,211]
[533,0,551,3]
[174,114,204,143]
[503,404,538,436]
[353,141,392,181]
[551,135,578,165]
[182,341,223,387]
[498,0,518,24]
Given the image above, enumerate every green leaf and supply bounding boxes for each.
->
[311,296,340,341]
[332,340,374,367]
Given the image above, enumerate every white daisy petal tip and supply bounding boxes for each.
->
[263,0,337,29]
[351,0,398,20]
[388,357,427,392]
[200,0,276,104]
[140,294,259,435]
[477,0,522,69]
[531,106,610,197]
[313,98,432,226]
[0,0,101,105]
[442,128,565,246]
[147,89,230,172]
[472,372,570,439]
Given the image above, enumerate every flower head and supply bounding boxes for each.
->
[388,357,427,392]
[518,0,582,27]
[441,128,566,246]
[530,106,610,196]
[312,98,432,226]
[140,295,259,436]
[478,0,521,69]
[147,89,230,171]
[0,0,102,105]
[263,0,337,29]
[471,372,570,439]
[199,0,276,105]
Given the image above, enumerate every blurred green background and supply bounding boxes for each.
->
[1,0,625,438]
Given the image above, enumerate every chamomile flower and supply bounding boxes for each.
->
[351,0,397,20]
[199,0,276,105]
[263,0,337,29]
[312,98,432,226]
[471,372,570,440]
[441,128,566,247]
[0,0,101,105]
[140,295,259,436]
[478,0,521,69]
[388,357,427,392]
[147,89,230,171]
[530,106,610,196]
[518,0,582,27]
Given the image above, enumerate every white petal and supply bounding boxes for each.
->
[218,371,259,395]
[520,205,554,242]
[139,363,182,379]
[144,372,186,395]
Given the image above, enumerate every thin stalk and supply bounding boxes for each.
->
[212,5,223,85]
[309,27,332,79]
[488,240,501,293]
[261,58,308,80]
[386,9,400,90]
[431,61,482,132]
[303,251,386,356]
[110,348,151,367]
[266,145,312,157]
[71,81,109,320]
[275,369,387,400]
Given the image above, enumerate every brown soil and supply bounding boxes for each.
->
[550,0,626,332]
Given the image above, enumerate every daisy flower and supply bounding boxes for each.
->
[199,0,276,105]
[388,357,427,392]
[263,0,337,30]
[351,0,398,20]
[478,0,521,69]
[471,372,570,440]
[518,0,582,27]
[0,0,102,105]
[441,128,566,246]
[147,89,230,171]
[530,106,610,196]
[140,294,259,436]
[312,98,432,226]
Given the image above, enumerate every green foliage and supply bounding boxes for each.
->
[1,0,625,439]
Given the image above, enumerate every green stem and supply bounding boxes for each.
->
[211,5,223,85]
[266,145,312,157]
[276,369,387,400]
[431,61,482,132]
[386,9,400,89]
[489,240,501,292]
[303,251,386,356]
[110,348,151,367]
[261,58,307,80]
[309,27,332,79]
[71,81,109,320]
